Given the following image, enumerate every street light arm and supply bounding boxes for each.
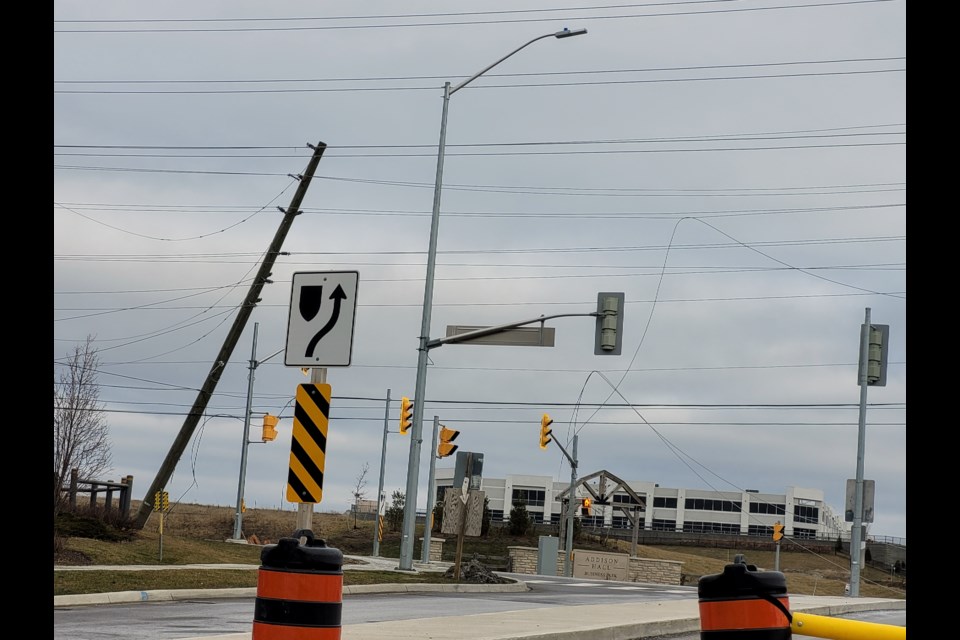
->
[450,28,587,95]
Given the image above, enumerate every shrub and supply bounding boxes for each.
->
[54,510,135,542]
[508,501,531,536]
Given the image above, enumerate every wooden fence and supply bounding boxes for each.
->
[57,468,134,516]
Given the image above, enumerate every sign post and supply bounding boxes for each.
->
[284,271,359,534]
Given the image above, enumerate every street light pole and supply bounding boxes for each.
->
[398,27,588,571]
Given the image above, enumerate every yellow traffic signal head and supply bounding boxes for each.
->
[437,425,460,458]
[400,397,414,435]
[539,414,553,449]
[772,522,785,542]
[262,414,279,442]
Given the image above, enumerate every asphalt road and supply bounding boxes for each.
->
[53,573,905,640]
[53,575,700,640]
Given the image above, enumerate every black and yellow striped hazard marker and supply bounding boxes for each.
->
[286,383,331,503]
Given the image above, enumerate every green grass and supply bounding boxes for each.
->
[54,507,906,600]
[54,569,457,596]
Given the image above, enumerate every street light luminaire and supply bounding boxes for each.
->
[397,28,588,571]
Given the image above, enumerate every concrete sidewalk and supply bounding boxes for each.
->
[184,596,905,640]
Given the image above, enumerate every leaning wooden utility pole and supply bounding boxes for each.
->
[132,142,328,529]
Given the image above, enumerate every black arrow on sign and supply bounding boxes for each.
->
[305,284,347,358]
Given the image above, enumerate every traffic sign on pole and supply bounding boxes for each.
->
[285,271,359,367]
[286,383,332,503]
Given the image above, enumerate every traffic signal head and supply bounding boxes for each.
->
[539,414,554,449]
[859,323,889,387]
[772,522,784,542]
[594,292,625,355]
[400,397,414,435]
[437,425,460,458]
[262,414,279,442]
[581,497,592,516]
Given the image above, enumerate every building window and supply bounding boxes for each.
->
[652,519,677,531]
[512,488,545,508]
[749,502,786,515]
[748,524,774,537]
[653,497,678,508]
[613,493,641,505]
[683,520,741,534]
[794,505,819,524]
[685,498,743,513]
[793,527,817,539]
[612,516,631,529]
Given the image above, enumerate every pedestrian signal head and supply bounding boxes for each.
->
[539,414,553,449]
[581,497,592,516]
[772,522,785,542]
[400,397,414,435]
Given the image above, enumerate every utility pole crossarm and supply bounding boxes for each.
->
[426,312,599,349]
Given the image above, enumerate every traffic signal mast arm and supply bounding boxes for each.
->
[544,430,577,471]
[426,312,600,350]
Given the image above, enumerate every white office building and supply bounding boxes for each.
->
[432,469,848,540]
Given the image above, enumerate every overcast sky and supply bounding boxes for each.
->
[53,1,906,540]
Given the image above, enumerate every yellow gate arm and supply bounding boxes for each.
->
[791,611,905,640]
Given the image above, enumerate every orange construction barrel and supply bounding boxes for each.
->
[698,554,792,639]
[253,529,343,640]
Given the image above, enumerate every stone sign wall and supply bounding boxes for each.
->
[506,546,683,585]
[572,549,629,581]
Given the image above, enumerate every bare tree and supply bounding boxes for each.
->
[54,336,112,514]
[351,462,370,528]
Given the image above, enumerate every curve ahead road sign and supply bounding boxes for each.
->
[285,271,359,367]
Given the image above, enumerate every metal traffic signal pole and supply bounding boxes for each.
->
[372,389,391,557]
[422,416,440,563]
[850,307,871,597]
[231,323,259,541]
[231,324,285,541]
[132,142,328,529]
[545,432,579,577]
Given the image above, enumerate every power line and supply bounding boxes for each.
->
[53,57,905,85]
[53,1,895,34]
[54,69,905,94]
[54,132,906,156]
[49,2,758,25]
